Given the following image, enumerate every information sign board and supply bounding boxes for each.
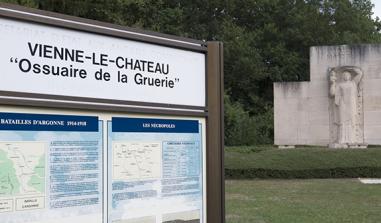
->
[0,3,224,223]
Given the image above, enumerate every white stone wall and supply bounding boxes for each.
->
[274,44,381,146]
[274,82,329,146]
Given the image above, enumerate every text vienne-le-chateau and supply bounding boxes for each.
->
[11,42,179,88]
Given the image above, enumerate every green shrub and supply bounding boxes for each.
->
[224,94,273,146]
[225,145,275,153]
[225,146,381,179]
[225,167,381,179]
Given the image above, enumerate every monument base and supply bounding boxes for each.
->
[278,145,296,149]
[328,143,368,149]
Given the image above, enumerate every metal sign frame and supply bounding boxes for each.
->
[0,3,225,223]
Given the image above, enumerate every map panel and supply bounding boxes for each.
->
[0,142,45,197]
[112,142,161,181]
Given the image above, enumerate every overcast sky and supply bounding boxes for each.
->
[373,0,381,19]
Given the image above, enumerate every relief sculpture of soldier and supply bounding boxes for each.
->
[329,66,364,148]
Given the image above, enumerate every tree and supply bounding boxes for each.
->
[1,0,36,7]
[221,0,381,115]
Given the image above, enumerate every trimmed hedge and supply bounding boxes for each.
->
[225,167,381,179]
[225,146,381,179]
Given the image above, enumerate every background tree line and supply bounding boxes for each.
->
[3,0,381,145]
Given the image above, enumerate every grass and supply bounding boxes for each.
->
[225,145,381,170]
[225,146,381,222]
[225,179,381,223]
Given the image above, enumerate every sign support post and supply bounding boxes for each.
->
[206,42,225,223]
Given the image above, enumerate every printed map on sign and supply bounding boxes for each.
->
[112,142,161,181]
[0,142,46,197]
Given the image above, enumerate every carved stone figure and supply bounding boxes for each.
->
[329,66,364,148]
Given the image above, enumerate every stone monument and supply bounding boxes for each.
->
[274,44,381,148]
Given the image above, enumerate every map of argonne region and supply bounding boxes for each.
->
[0,142,46,197]
[112,142,161,181]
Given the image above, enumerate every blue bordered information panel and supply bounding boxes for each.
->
[108,117,204,223]
[0,112,205,223]
[0,112,103,223]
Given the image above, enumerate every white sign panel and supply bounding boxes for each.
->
[0,18,206,107]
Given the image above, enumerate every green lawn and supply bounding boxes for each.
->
[226,179,381,223]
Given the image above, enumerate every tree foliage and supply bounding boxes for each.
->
[2,0,381,145]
